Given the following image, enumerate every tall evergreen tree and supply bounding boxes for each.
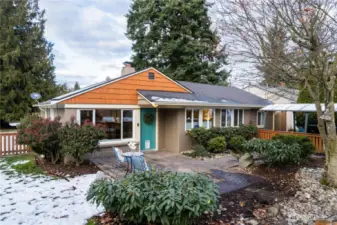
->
[126,0,230,84]
[73,81,80,91]
[0,0,56,122]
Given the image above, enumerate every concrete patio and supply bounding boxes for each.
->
[90,149,264,194]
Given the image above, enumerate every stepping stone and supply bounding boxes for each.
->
[210,169,264,194]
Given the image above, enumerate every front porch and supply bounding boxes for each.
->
[90,149,265,194]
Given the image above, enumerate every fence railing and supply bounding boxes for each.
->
[0,132,31,156]
[258,129,324,153]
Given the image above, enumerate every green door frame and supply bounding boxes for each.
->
[140,108,157,150]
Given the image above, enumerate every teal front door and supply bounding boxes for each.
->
[140,108,156,150]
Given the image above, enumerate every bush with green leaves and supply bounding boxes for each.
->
[243,138,304,167]
[58,120,106,166]
[271,134,315,158]
[183,144,212,158]
[87,171,219,225]
[188,125,258,150]
[208,136,226,153]
[229,135,246,151]
[17,115,62,164]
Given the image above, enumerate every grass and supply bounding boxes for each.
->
[2,155,44,175]
[86,219,97,225]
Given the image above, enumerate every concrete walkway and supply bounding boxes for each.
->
[90,150,264,194]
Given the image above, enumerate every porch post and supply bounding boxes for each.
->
[273,111,275,130]
[304,112,309,133]
[293,111,296,131]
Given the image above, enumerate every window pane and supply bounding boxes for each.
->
[96,110,121,139]
[193,109,199,128]
[258,112,261,125]
[123,110,133,139]
[239,110,243,125]
[234,109,238,126]
[202,109,209,128]
[221,110,226,127]
[80,110,93,125]
[186,109,192,130]
[226,109,232,127]
[209,109,214,128]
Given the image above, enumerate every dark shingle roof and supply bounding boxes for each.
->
[138,81,271,106]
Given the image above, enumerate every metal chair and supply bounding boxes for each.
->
[112,147,126,168]
[131,155,150,172]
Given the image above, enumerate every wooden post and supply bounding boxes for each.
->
[273,111,275,130]
[304,112,309,133]
[293,111,296,131]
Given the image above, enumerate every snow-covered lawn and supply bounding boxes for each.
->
[0,159,103,225]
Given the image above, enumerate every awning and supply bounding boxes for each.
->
[260,104,337,112]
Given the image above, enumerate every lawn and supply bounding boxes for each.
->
[0,156,103,225]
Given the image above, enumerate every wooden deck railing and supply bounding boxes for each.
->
[258,129,324,153]
[0,132,31,156]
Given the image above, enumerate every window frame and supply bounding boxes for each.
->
[77,109,135,140]
[220,109,245,127]
[185,108,215,130]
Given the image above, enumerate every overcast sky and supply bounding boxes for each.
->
[40,0,247,88]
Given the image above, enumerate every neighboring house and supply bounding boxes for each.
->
[36,64,270,153]
[243,83,299,131]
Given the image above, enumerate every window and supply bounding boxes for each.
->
[257,111,266,127]
[123,110,133,139]
[185,108,213,130]
[79,109,134,140]
[96,110,121,139]
[80,110,93,125]
[221,109,244,127]
[148,72,155,80]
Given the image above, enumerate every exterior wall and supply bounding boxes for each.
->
[61,68,189,104]
[177,109,192,152]
[158,108,179,153]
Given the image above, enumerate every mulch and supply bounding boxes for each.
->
[86,156,325,225]
[36,158,100,178]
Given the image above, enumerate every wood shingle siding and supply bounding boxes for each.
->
[61,69,189,104]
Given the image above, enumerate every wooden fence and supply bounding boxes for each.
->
[0,132,31,156]
[258,129,324,153]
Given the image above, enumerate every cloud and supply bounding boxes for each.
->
[40,0,132,87]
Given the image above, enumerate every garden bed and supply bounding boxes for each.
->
[86,157,327,225]
[38,158,100,177]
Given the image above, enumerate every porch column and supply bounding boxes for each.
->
[293,111,296,131]
[304,112,309,133]
[273,111,275,130]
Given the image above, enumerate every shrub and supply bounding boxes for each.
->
[17,116,62,164]
[187,127,215,146]
[237,125,258,140]
[87,171,219,225]
[58,119,106,166]
[229,135,246,151]
[243,138,303,167]
[208,136,226,153]
[272,134,315,158]
[183,144,212,158]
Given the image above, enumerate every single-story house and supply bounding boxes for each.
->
[243,83,299,131]
[36,64,270,153]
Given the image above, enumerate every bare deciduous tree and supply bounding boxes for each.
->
[216,0,337,186]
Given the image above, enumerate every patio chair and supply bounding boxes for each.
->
[131,155,150,172]
[112,147,127,169]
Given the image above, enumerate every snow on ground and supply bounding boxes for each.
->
[0,160,103,225]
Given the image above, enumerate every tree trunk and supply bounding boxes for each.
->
[325,133,337,187]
